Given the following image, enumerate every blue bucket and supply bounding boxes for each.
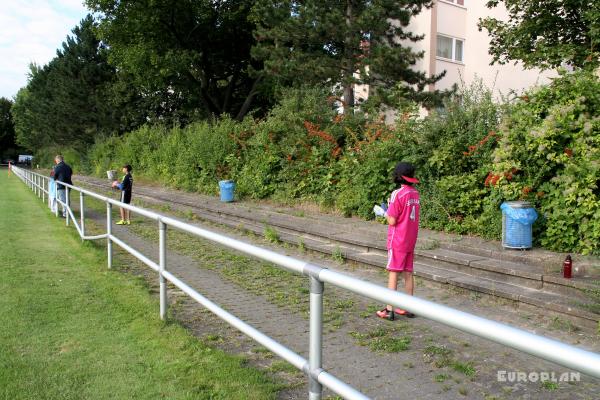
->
[501,201,538,249]
[219,180,235,202]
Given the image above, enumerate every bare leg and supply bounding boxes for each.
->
[386,271,399,310]
[125,208,130,221]
[120,207,125,221]
[403,271,414,296]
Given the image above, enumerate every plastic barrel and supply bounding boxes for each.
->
[501,201,537,249]
[219,180,235,202]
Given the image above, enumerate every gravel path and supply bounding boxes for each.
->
[73,192,600,400]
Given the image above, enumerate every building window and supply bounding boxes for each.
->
[440,0,464,5]
[436,35,464,62]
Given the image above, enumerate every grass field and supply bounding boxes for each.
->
[0,170,279,400]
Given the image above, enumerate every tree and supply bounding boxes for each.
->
[252,0,448,113]
[479,0,600,69]
[0,97,22,159]
[86,0,270,121]
[0,98,14,146]
[12,16,121,152]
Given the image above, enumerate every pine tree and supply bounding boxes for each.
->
[252,0,448,113]
[0,97,22,159]
[12,16,120,151]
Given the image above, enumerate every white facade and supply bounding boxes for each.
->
[356,0,556,111]
[419,0,554,97]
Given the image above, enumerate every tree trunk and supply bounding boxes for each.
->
[343,84,354,114]
[235,75,262,121]
[343,0,355,114]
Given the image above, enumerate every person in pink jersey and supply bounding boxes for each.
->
[373,162,420,320]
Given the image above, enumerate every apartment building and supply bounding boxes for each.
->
[413,0,554,97]
[354,0,556,108]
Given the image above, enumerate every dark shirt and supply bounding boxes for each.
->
[52,161,73,190]
[121,173,133,194]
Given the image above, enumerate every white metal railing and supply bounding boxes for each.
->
[10,165,600,399]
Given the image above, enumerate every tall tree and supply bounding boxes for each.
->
[12,16,121,151]
[252,0,448,113]
[86,0,270,121]
[479,0,600,69]
[11,69,52,152]
[0,98,14,147]
[0,97,22,159]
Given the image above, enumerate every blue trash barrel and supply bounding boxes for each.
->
[218,180,235,202]
[501,201,538,249]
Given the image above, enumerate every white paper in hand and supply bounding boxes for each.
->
[373,205,386,217]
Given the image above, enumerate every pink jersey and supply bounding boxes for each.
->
[386,185,420,252]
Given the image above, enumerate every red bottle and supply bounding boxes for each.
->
[563,255,572,279]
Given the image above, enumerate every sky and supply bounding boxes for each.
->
[0,0,89,100]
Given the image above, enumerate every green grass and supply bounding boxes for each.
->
[90,195,357,332]
[297,238,306,252]
[263,225,280,243]
[369,336,412,352]
[423,344,454,368]
[549,316,580,332]
[267,360,299,374]
[349,325,412,352]
[541,380,560,390]
[451,361,476,377]
[331,246,344,264]
[0,173,279,399]
[423,344,476,377]
[424,344,453,357]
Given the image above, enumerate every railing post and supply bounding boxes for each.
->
[159,220,168,320]
[309,276,324,400]
[107,202,113,269]
[65,187,70,226]
[42,177,45,204]
[80,192,85,239]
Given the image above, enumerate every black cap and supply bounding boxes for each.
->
[393,162,419,184]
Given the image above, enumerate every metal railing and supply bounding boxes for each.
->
[10,165,600,399]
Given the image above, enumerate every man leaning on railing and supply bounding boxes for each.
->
[50,155,72,218]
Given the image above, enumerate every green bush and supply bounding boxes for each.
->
[335,127,414,217]
[35,146,90,173]
[420,173,502,238]
[414,79,503,181]
[492,70,600,254]
[232,86,366,204]
[408,80,505,238]
[71,74,598,254]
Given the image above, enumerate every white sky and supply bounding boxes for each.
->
[0,0,89,99]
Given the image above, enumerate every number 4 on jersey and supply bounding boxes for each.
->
[409,205,416,221]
